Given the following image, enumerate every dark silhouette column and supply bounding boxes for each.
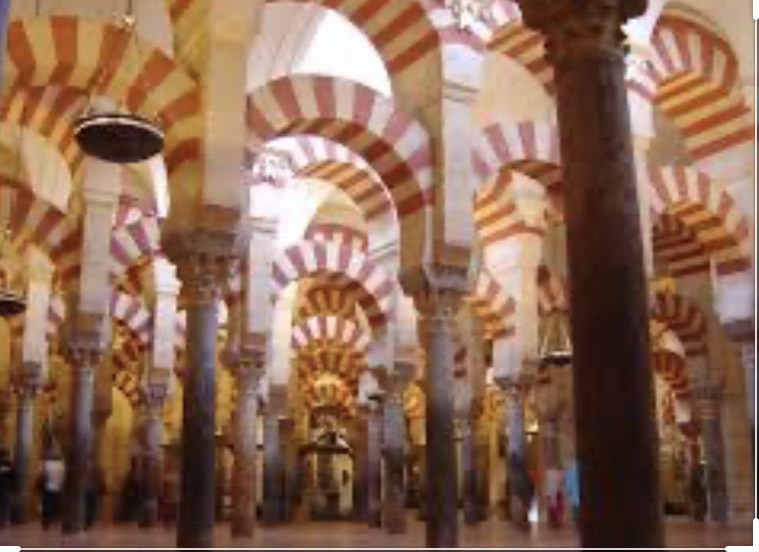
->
[230,350,263,537]
[412,273,466,549]
[366,396,383,527]
[62,343,100,534]
[139,381,168,528]
[694,384,728,522]
[381,375,408,534]
[516,0,663,546]
[352,412,369,522]
[12,365,42,523]
[166,231,239,549]
[262,385,286,525]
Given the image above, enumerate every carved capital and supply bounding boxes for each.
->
[517,0,647,66]
[143,381,170,415]
[162,229,246,306]
[14,362,44,397]
[406,264,468,320]
[494,373,532,397]
[65,339,104,369]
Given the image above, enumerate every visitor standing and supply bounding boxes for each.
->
[38,454,65,529]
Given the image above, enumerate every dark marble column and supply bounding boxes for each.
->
[280,417,296,522]
[62,345,99,534]
[366,397,383,528]
[497,378,529,527]
[167,235,237,549]
[12,366,42,523]
[694,385,728,522]
[473,424,491,521]
[262,387,286,525]
[352,413,369,522]
[516,1,662,547]
[460,417,478,525]
[139,382,168,528]
[382,387,407,534]
[416,286,462,548]
[230,351,263,537]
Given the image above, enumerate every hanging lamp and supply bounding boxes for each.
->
[74,2,163,164]
[538,309,572,367]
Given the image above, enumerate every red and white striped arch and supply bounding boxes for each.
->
[301,373,356,415]
[271,240,394,328]
[248,75,433,264]
[646,11,753,162]
[304,222,368,252]
[112,369,141,408]
[0,181,80,271]
[297,283,359,320]
[297,350,362,388]
[468,269,515,340]
[0,85,87,178]
[650,291,707,358]
[280,135,394,221]
[291,315,370,354]
[646,164,752,277]
[110,214,162,283]
[5,16,202,181]
[110,291,152,346]
[488,21,552,95]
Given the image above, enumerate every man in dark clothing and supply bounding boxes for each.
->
[0,449,15,527]
[507,454,533,532]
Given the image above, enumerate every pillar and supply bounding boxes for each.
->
[230,350,263,537]
[366,396,383,528]
[516,0,662,546]
[166,232,238,549]
[693,385,728,522]
[460,416,478,525]
[497,377,529,527]
[382,381,407,534]
[352,412,368,521]
[415,283,463,548]
[280,417,296,522]
[139,381,168,528]
[12,365,42,523]
[90,371,112,525]
[262,386,285,525]
[61,344,100,534]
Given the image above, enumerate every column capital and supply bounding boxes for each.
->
[163,229,246,305]
[143,380,170,415]
[516,0,648,65]
[64,338,104,369]
[403,264,468,319]
[494,373,532,396]
[13,362,44,397]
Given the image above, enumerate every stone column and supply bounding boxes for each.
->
[230,350,263,537]
[381,377,408,534]
[90,368,112,525]
[262,385,286,525]
[366,396,383,528]
[496,377,529,526]
[459,415,478,525]
[516,1,662,546]
[62,343,100,534]
[139,380,168,528]
[12,365,42,523]
[693,385,728,522]
[352,412,369,522]
[415,281,463,548]
[280,417,296,522]
[166,232,239,549]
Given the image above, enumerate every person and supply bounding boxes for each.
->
[38,455,65,529]
[544,468,565,529]
[564,459,580,525]
[689,463,707,522]
[0,449,15,527]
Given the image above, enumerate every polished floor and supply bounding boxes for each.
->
[0,517,753,549]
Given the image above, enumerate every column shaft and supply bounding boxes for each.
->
[366,403,382,527]
[177,298,219,548]
[262,412,282,524]
[62,361,96,533]
[382,395,406,533]
[13,389,35,522]
[423,305,458,547]
[352,415,368,521]
[461,419,478,525]
[140,407,163,527]
[696,392,728,522]
[517,2,663,546]
[231,368,260,537]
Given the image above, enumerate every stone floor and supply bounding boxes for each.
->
[0,517,752,549]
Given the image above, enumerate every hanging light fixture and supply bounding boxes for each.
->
[74,1,163,164]
[538,310,572,367]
